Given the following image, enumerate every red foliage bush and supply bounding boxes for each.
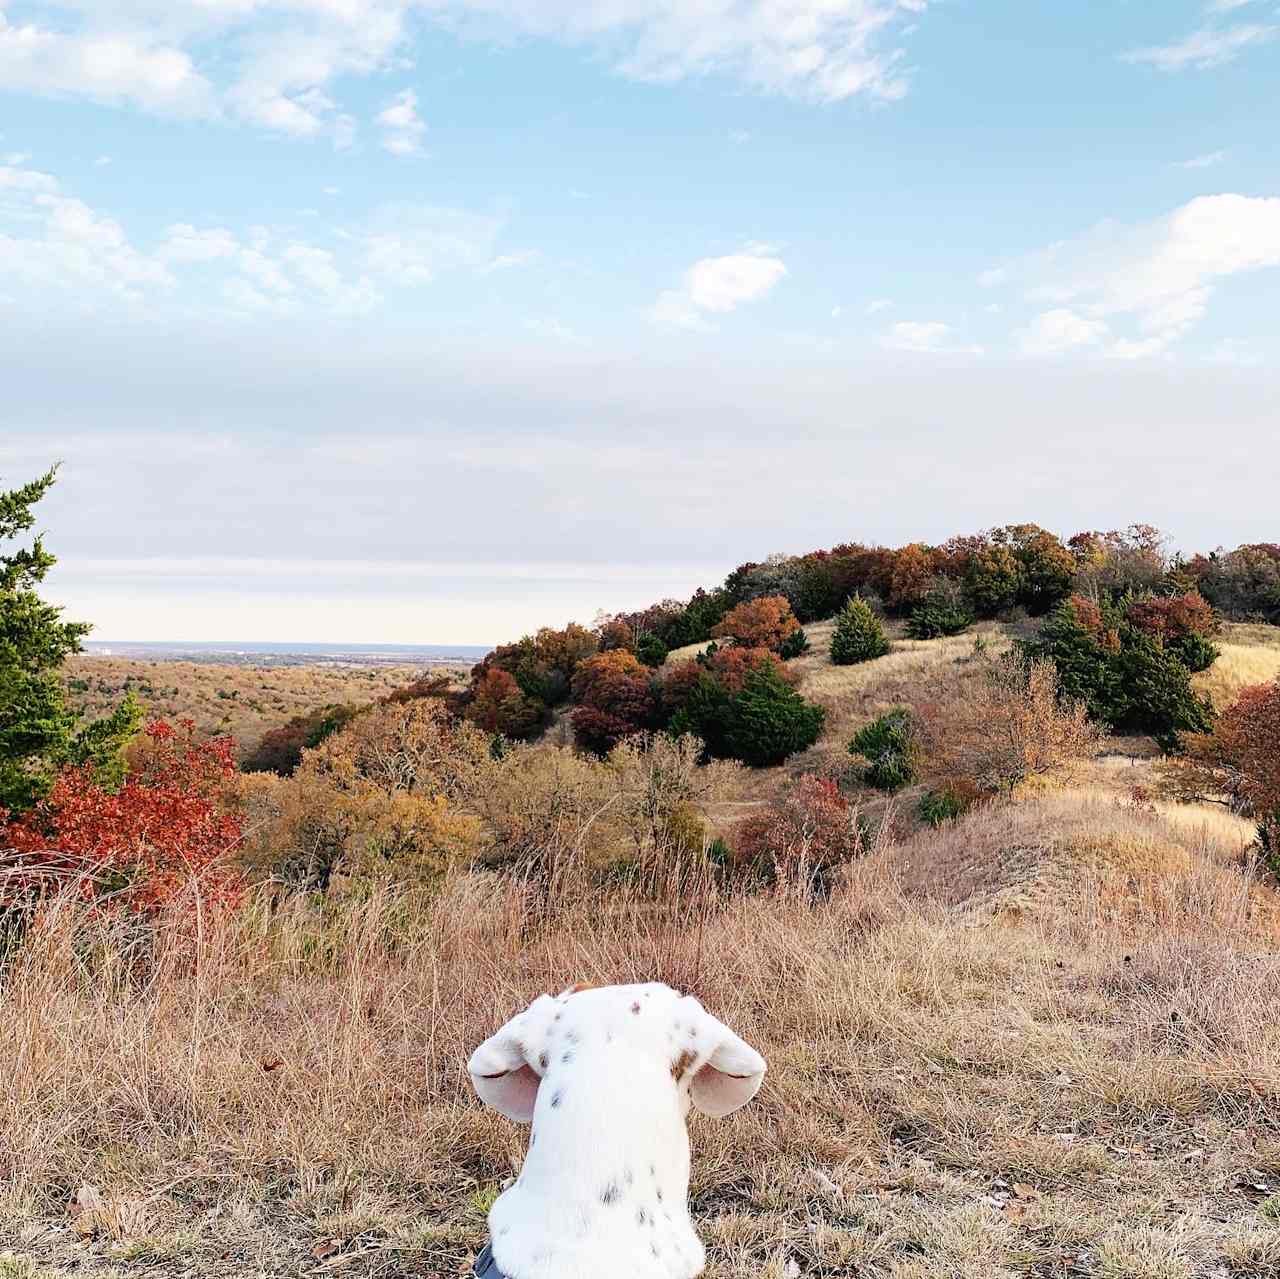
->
[465,667,545,738]
[570,651,656,753]
[730,774,863,887]
[1125,591,1218,642]
[2,719,243,915]
[711,595,801,651]
[706,645,797,694]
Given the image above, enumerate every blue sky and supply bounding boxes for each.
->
[2,0,1277,642]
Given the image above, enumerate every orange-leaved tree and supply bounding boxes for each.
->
[711,595,801,651]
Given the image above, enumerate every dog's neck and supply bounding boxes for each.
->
[487,1049,705,1279]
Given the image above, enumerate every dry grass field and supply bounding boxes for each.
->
[2,801,1280,1279]
[5,622,1280,1279]
[61,658,444,759]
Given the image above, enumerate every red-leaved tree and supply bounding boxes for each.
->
[2,719,243,916]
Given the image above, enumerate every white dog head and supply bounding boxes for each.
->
[469,980,765,1123]
[468,982,766,1279]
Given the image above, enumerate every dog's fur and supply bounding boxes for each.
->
[468,982,766,1279]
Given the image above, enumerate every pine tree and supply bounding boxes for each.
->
[725,663,826,767]
[829,595,890,665]
[0,467,140,812]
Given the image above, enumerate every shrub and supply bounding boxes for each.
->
[705,643,798,694]
[829,595,890,665]
[850,710,916,791]
[778,627,810,659]
[906,582,974,639]
[917,782,972,827]
[466,667,547,740]
[723,663,825,768]
[730,774,867,894]
[914,657,1102,793]
[1175,679,1280,821]
[1125,590,1219,673]
[667,672,734,759]
[3,719,242,916]
[634,632,670,668]
[1022,597,1213,750]
[239,701,491,893]
[242,702,361,775]
[711,595,802,652]
[1111,632,1214,751]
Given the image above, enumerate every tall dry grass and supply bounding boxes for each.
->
[4,791,1280,1279]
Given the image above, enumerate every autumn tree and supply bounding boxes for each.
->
[465,666,546,740]
[1,467,140,812]
[711,595,802,651]
[570,650,658,754]
[3,719,242,915]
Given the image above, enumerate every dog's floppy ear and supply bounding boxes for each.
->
[468,995,556,1123]
[688,1007,766,1119]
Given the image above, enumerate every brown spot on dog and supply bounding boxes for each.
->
[671,1049,696,1079]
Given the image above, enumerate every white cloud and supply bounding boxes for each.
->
[483,249,540,273]
[999,193,1280,359]
[360,204,504,283]
[1124,23,1275,71]
[159,223,239,262]
[1018,308,1109,357]
[1175,149,1228,169]
[377,87,426,156]
[866,297,892,314]
[443,0,933,103]
[651,246,787,329]
[0,16,214,115]
[0,0,935,143]
[687,252,787,312]
[95,154,113,167]
[978,267,1007,288]
[1,159,502,320]
[881,320,982,354]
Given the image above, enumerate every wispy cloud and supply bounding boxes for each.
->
[376,87,426,156]
[0,0,936,146]
[880,320,982,355]
[1124,22,1275,71]
[1175,149,1229,169]
[989,193,1280,360]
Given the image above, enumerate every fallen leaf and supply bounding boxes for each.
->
[262,1058,285,1073]
[1012,1183,1043,1201]
[312,1238,341,1260]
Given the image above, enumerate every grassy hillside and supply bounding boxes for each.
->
[5,620,1280,1279]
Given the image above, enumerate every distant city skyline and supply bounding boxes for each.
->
[2,0,1277,643]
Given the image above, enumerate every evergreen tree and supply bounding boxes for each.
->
[724,663,825,767]
[829,595,890,665]
[0,468,140,812]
